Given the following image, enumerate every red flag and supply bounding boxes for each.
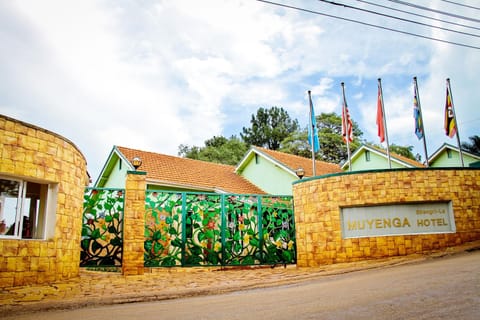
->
[376,83,385,143]
[342,101,353,143]
[444,86,457,138]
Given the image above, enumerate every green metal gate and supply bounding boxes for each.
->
[80,189,296,268]
[80,188,124,267]
[144,191,296,267]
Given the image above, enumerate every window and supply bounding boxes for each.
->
[255,154,259,164]
[365,150,371,162]
[447,149,452,159]
[0,177,56,240]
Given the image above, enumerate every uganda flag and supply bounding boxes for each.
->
[444,86,456,138]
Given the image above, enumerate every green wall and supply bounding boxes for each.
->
[239,154,295,195]
[430,150,478,167]
[349,150,406,171]
[102,157,129,188]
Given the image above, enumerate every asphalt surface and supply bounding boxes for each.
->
[1,240,479,318]
[3,250,480,320]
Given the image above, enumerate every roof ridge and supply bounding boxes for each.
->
[253,146,335,165]
[116,145,236,169]
[114,145,265,194]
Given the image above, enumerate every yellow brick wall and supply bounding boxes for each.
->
[122,171,147,276]
[293,169,480,267]
[0,115,88,287]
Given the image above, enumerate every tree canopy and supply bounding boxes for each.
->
[177,106,421,166]
[461,135,480,155]
[178,135,248,166]
[240,106,299,150]
[278,129,311,158]
[389,144,416,160]
[315,112,363,164]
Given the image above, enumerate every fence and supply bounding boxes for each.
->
[81,187,295,269]
[145,191,296,267]
[80,188,124,267]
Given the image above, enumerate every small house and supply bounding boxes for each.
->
[428,143,480,168]
[341,144,424,171]
[95,146,265,194]
[236,146,341,195]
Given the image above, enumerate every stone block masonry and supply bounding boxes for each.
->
[293,168,480,267]
[0,115,88,287]
[122,171,147,276]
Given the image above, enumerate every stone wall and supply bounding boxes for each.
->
[293,168,480,267]
[122,171,147,276]
[0,115,88,287]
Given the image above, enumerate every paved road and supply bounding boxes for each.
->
[7,251,480,320]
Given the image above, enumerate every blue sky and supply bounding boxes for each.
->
[1,0,479,181]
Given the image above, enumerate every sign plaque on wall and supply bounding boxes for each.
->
[341,202,456,239]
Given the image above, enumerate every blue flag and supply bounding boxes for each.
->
[413,83,424,140]
[308,92,320,152]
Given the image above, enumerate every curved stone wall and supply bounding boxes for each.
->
[0,115,88,286]
[292,168,480,267]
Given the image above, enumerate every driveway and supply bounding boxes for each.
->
[5,250,479,320]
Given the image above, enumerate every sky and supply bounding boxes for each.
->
[1,0,479,182]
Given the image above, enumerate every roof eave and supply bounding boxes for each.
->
[235,147,256,173]
[145,178,217,192]
[94,146,120,187]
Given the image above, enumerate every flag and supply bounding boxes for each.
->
[413,83,424,140]
[308,92,320,152]
[342,99,353,143]
[376,83,385,143]
[413,76,429,167]
[444,85,457,138]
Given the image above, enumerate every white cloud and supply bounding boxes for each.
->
[1,0,479,180]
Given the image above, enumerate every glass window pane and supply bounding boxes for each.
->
[23,182,43,239]
[0,178,21,236]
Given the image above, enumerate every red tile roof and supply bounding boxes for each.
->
[253,147,341,177]
[116,146,266,194]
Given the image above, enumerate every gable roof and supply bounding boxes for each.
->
[341,144,425,170]
[428,142,480,164]
[236,146,341,177]
[99,146,266,194]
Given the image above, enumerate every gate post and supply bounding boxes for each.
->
[122,170,146,275]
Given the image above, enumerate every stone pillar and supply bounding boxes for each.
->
[122,171,147,276]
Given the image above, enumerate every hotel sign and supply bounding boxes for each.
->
[341,202,456,238]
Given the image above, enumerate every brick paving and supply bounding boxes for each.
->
[1,240,479,315]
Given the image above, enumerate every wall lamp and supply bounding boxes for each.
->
[131,157,142,170]
[295,167,305,179]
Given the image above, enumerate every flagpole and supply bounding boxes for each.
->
[308,90,317,175]
[413,77,429,167]
[341,82,352,171]
[446,78,465,167]
[378,78,392,169]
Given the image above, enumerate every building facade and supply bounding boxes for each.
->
[0,115,88,287]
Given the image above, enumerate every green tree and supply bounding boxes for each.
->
[279,129,311,158]
[461,135,480,155]
[389,144,416,160]
[315,112,363,164]
[240,106,299,150]
[178,144,200,159]
[178,136,248,165]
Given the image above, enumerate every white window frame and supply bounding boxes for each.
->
[0,176,57,240]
